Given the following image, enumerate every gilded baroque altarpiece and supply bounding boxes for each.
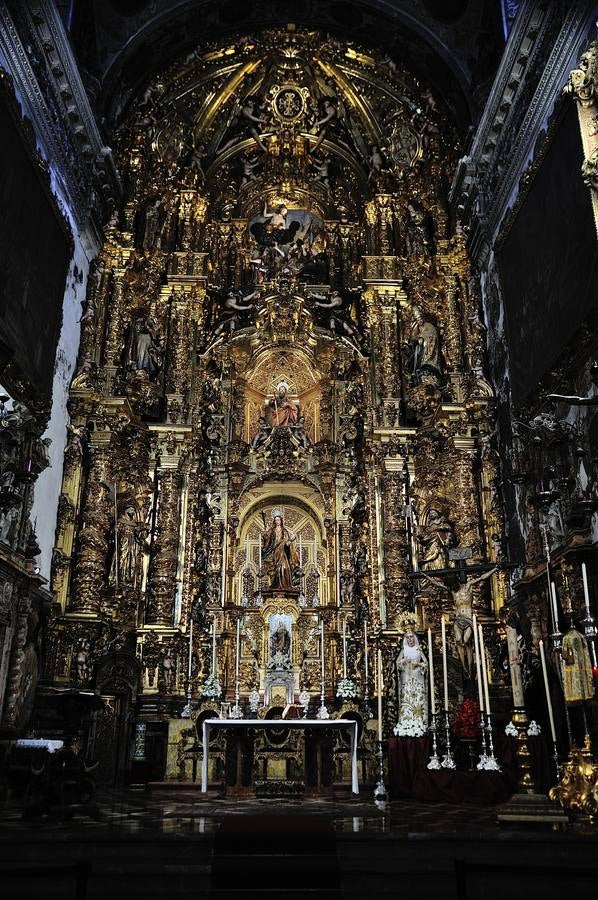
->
[47,28,505,782]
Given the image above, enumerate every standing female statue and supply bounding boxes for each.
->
[394,632,428,737]
[261,509,299,591]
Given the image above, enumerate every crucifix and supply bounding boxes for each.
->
[413,548,498,676]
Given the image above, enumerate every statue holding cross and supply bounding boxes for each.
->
[416,548,497,677]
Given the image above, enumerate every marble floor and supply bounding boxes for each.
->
[0,789,597,899]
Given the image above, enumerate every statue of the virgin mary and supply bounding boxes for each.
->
[261,508,299,591]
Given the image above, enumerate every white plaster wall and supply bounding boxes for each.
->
[31,229,90,579]
[0,47,94,580]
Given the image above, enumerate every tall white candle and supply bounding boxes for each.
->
[506,624,525,707]
[212,618,217,674]
[187,617,193,680]
[342,619,347,679]
[441,615,449,712]
[582,562,591,617]
[364,620,369,687]
[550,580,559,633]
[299,534,302,568]
[258,537,262,573]
[235,618,240,686]
[478,624,491,715]
[427,627,435,715]
[321,620,325,686]
[473,614,485,713]
[245,537,249,568]
[539,640,557,743]
[377,649,383,741]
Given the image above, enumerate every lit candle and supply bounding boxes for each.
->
[506,625,525,708]
[342,619,347,679]
[441,615,449,712]
[427,627,435,715]
[473,614,485,713]
[539,640,557,744]
[550,581,559,633]
[478,623,491,715]
[364,620,369,687]
[582,562,591,618]
[235,618,240,688]
[212,617,217,674]
[377,649,383,741]
[187,617,193,680]
[321,620,325,687]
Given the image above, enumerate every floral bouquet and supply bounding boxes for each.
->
[200,673,221,699]
[450,699,481,739]
[336,677,358,700]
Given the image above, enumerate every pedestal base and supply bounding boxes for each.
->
[497,792,569,828]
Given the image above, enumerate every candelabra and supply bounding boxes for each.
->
[441,710,455,769]
[316,678,329,719]
[481,712,500,771]
[581,612,598,669]
[230,670,243,719]
[427,713,441,770]
[373,740,388,801]
[476,708,489,770]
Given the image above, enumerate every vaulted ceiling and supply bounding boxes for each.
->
[67,0,504,136]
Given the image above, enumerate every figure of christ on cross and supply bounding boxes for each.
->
[415,559,497,677]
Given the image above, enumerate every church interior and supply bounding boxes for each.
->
[1,0,598,896]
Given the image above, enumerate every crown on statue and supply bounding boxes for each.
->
[271,507,284,520]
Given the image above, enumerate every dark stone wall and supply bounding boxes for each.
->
[0,86,72,400]
[497,101,598,404]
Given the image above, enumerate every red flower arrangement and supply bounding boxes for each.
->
[450,699,481,740]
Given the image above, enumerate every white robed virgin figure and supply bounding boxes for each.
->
[394,632,428,738]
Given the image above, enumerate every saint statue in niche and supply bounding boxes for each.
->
[269,616,291,663]
[261,508,299,591]
[265,381,300,428]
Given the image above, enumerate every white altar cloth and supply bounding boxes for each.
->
[201,717,359,794]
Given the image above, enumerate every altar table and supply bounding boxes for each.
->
[201,718,359,794]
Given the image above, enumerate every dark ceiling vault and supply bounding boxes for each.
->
[67,0,504,137]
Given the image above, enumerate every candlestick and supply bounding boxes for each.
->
[506,624,525,707]
[377,649,383,741]
[427,627,435,714]
[317,619,329,719]
[342,619,347,679]
[478,624,491,715]
[440,616,449,712]
[473,614,485,713]
[212,618,217,674]
[231,617,242,719]
[539,640,557,744]
[364,620,369,685]
[550,581,559,633]
[582,562,591,618]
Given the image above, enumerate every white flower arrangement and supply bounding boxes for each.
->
[393,721,427,738]
[336,677,358,699]
[248,689,261,713]
[504,718,542,737]
[201,674,221,699]
[298,690,311,708]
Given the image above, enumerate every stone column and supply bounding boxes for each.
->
[566,40,598,234]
